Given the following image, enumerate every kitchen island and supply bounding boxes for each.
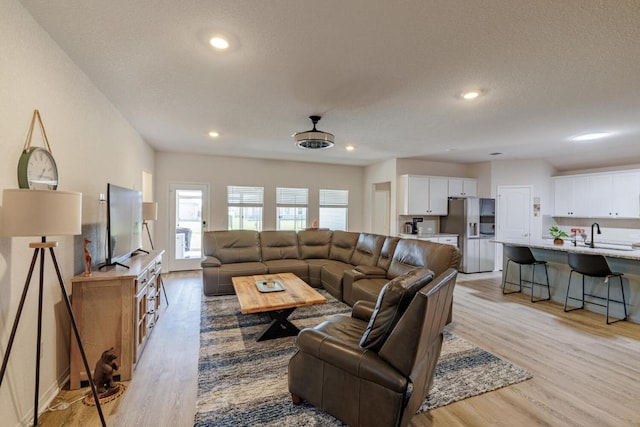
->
[494,238,640,323]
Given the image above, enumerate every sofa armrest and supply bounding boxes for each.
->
[351,300,376,321]
[201,256,221,268]
[296,328,406,392]
[354,265,387,277]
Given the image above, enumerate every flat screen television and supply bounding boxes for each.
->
[104,183,142,268]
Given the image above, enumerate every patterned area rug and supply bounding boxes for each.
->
[195,290,531,426]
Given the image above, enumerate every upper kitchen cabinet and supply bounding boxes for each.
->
[399,175,448,215]
[553,170,640,219]
[448,178,477,197]
[553,175,589,217]
[588,171,640,218]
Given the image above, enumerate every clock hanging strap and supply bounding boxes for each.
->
[23,109,53,153]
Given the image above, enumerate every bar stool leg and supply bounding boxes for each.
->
[501,260,510,293]
[544,264,551,300]
[564,270,584,312]
[518,264,523,292]
[564,270,573,311]
[530,264,536,303]
[619,276,628,320]
[606,276,628,325]
[531,263,551,303]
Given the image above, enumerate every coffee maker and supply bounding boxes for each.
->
[412,217,423,234]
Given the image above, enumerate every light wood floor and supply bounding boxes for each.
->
[39,271,640,426]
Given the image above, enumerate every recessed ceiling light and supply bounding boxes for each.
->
[460,90,481,100]
[208,130,220,138]
[209,36,229,50]
[570,132,612,142]
[345,145,355,151]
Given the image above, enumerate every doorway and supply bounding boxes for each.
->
[372,182,390,235]
[168,183,209,271]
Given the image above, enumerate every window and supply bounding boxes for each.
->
[319,189,348,231]
[276,187,308,231]
[227,186,263,230]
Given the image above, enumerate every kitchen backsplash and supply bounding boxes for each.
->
[543,215,640,244]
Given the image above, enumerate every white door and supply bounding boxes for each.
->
[496,185,532,269]
[168,183,209,271]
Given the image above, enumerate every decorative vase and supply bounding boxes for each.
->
[553,238,564,245]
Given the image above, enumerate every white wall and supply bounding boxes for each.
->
[0,1,154,424]
[467,161,492,198]
[153,152,364,258]
[396,158,470,177]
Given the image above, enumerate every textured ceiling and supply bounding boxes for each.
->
[21,0,640,170]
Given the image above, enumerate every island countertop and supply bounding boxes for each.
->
[493,238,640,261]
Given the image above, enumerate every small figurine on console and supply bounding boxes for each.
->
[83,238,92,277]
[93,347,119,396]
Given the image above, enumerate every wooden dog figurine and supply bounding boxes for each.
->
[93,347,119,395]
[83,238,92,277]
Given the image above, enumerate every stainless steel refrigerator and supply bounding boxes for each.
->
[440,197,495,273]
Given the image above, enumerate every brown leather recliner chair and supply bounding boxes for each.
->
[288,267,458,427]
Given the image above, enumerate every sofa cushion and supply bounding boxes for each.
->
[260,231,300,261]
[202,261,269,295]
[298,230,333,259]
[320,260,354,300]
[263,259,309,283]
[387,239,460,279]
[377,237,400,271]
[359,268,435,352]
[203,230,261,263]
[329,231,360,263]
[350,277,388,304]
[349,233,385,266]
[306,259,333,287]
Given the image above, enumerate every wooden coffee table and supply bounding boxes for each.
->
[232,273,327,341]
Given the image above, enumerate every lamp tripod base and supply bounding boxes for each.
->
[0,240,107,426]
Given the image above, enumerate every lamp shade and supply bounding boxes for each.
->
[142,202,158,221]
[2,189,82,237]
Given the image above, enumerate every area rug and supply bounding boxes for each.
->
[195,291,531,426]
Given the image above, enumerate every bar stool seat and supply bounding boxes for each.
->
[564,252,627,324]
[502,245,551,302]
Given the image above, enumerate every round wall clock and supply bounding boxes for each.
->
[17,146,59,190]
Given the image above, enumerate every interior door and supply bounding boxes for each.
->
[496,185,532,270]
[168,183,209,271]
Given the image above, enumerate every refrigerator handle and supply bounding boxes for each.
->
[469,222,478,237]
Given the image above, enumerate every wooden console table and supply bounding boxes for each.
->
[69,249,164,390]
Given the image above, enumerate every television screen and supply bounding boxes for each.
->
[106,183,142,266]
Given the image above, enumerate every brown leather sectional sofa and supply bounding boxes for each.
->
[201,229,461,305]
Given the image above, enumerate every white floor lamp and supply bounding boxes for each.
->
[0,189,106,426]
[142,202,168,305]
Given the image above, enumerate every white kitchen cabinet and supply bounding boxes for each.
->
[553,176,589,217]
[588,171,640,218]
[438,236,458,247]
[448,178,477,197]
[399,175,448,215]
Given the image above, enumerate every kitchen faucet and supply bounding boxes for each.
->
[590,222,601,248]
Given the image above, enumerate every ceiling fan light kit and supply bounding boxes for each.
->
[294,115,335,149]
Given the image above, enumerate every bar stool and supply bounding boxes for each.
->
[502,245,551,302]
[564,252,627,324]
